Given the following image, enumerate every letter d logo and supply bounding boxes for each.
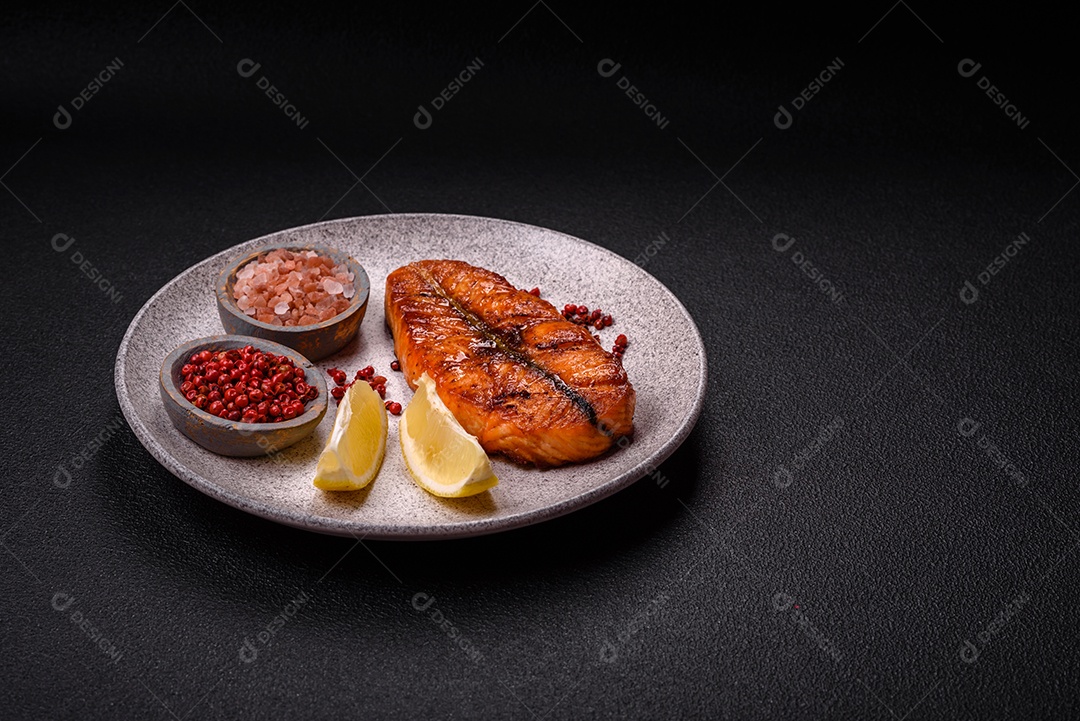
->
[957,417,981,437]
[238,638,258,663]
[53,464,72,489]
[413,104,433,130]
[957,58,981,78]
[53,105,72,130]
[51,233,75,253]
[959,639,980,664]
[597,58,621,78]
[771,233,795,253]
[412,592,435,611]
[772,465,793,489]
[599,640,618,663]
[774,104,793,130]
[959,280,979,305]
[52,592,75,612]
[236,58,261,78]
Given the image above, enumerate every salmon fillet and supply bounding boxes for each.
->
[385,260,635,466]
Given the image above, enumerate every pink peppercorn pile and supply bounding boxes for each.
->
[180,346,317,423]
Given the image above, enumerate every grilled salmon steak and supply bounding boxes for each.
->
[385,260,635,466]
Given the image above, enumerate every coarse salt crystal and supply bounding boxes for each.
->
[229,248,357,327]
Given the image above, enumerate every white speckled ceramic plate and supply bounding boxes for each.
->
[115,214,706,540]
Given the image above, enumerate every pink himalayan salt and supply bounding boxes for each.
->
[232,249,354,326]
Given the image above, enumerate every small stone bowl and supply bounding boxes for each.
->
[215,243,369,362]
[160,335,328,457]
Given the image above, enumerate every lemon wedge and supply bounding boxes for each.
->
[313,380,387,491]
[399,373,498,498]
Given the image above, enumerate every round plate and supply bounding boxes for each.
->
[115,214,707,540]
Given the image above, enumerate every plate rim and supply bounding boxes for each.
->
[115,212,708,540]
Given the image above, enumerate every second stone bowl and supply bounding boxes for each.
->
[215,243,369,362]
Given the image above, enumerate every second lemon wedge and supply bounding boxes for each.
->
[399,373,498,498]
[313,380,387,491]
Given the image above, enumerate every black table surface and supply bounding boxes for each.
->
[4,5,1079,719]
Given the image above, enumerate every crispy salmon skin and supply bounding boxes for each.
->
[385,260,635,466]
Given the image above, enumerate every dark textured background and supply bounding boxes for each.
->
[3,4,1078,719]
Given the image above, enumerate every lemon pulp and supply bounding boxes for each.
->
[399,373,498,498]
[313,380,387,491]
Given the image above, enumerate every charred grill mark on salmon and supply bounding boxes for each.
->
[385,260,635,466]
[411,263,602,430]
